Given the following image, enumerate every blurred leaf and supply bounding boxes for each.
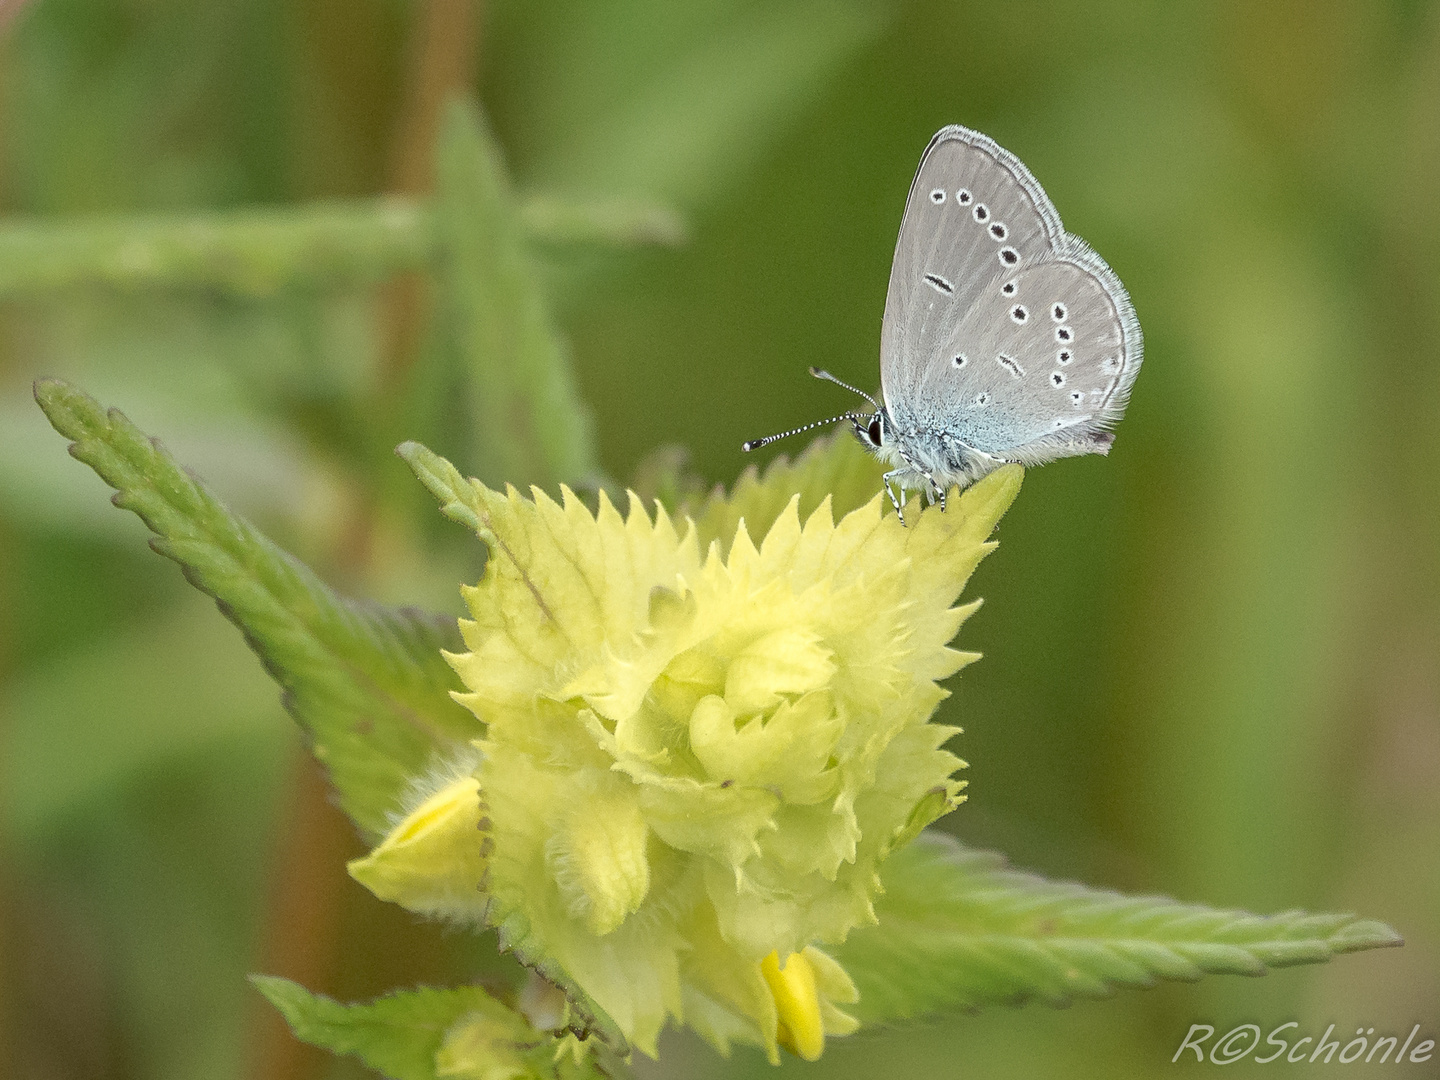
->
[833,831,1404,1025]
[521,0,886,207]
[519,194,686,250]
[252,976,625,1080]
[0,193,681,300]
[430,97,599,489]
[0,594,285,840]
[33,378,480,839]
[0,199,429,298]
[253,978,508,1080]
[683,428,887,554]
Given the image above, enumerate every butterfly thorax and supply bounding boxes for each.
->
[853,405,1006,494]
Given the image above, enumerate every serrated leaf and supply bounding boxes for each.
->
[683,428,888,553]
[430,97,599,490]
[252,976,611,1080]
[33,378,480,839]
[832,831,1403,1024]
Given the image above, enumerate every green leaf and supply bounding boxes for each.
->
[431,97,599,490]
[683,428,888,554]
[833,831,1404,1024]
[398,440,489,535]
[251,976,606,1080]
[33,378,481,839]
[0,194,681,300]
[519,194,686,250]
[1,595,285,840]
[0,199,431,299]
[523,0,886,208]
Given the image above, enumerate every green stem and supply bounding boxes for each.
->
[0,194,682,299]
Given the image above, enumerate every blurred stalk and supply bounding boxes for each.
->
[379,0,480,385]
[0,194,681,299]
[0,0,30,34]
[247,3,482,1079]
[0,199,426,298]
[246,756,366,1080]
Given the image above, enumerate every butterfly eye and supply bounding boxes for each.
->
[867,416,884,444]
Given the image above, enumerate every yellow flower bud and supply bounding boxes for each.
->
[761,950,825,1061]
[347,773,487,922]
[434,1009,537,1080]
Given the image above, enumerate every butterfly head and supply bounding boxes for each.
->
[852,409,888,451]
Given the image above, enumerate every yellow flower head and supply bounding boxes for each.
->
[365,438,1021,1061]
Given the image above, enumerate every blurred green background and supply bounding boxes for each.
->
[1,1,1436,1078]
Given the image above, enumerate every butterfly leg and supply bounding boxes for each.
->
[903,459,945,514]
[881,470,906,525]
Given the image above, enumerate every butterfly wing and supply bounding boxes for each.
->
[879,126,1142,462]
[880,126,1062,417]
[921,241,1142,458]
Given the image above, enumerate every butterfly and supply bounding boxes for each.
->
[745,125,1142,523]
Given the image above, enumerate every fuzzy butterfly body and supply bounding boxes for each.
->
[855,125,1142,512]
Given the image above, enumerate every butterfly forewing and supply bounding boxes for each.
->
[880,127,1061,417]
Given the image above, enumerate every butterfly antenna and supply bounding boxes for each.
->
[742,411,860,452]
[809,367,880,410]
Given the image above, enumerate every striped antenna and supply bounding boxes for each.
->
[808,366,880,410]
[742,411,860,452]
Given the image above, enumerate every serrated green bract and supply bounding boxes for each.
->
[250,976,615,1080]
[834,831,1404,1024]
[394,437,1020,1060]
[684,429,888,555]
[33,378,480,839]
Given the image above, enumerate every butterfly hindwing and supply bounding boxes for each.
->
[919,248,1140,456]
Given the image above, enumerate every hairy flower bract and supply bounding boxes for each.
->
[356,445,1022,1061]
